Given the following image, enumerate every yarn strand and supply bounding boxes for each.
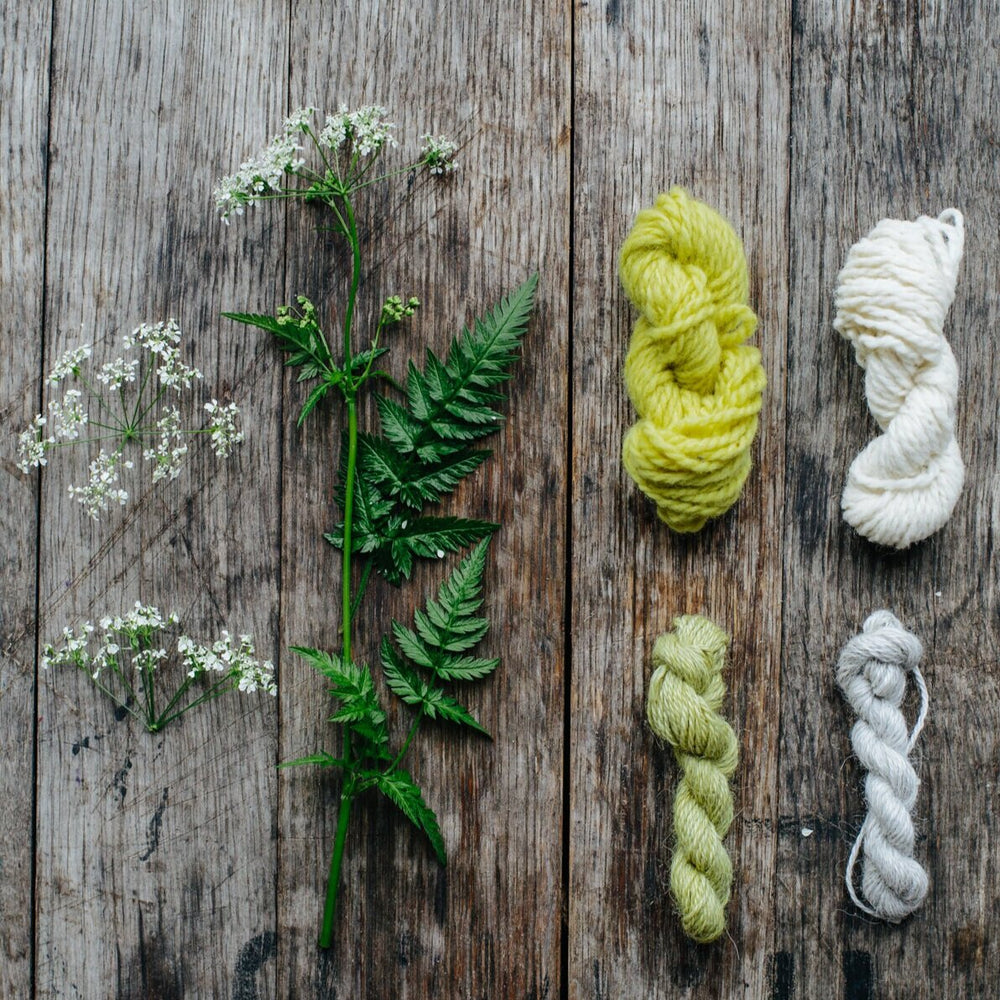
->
[835,209,965,548]
[619,189,766,532]
[646,615,738,943]
[836,611,930,922]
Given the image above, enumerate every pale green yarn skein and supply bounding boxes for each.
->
[646,615,738,943]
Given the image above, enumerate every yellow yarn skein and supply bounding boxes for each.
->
[647,615,738,944]
[620,188,766,532]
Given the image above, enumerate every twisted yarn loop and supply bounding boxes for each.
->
[646,615,738,942]
[835,209,966,548]
[836,611,929,922]
[620,188,766,532]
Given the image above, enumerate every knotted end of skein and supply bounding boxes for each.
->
[647,615,738,943]
[836,209,965,548]
[836,611,929,922]
[620,188,766,532]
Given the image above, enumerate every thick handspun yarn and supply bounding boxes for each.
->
[835,209,966,548]
[620,188,766,532]
[646,615,738,943]
[836,611,929,922]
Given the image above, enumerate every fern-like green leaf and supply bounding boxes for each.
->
[375,768,447,864]
[430,654,500,682]
[297,381,333,427]
[379,539,497,736]
[424,691,489,737]
[380,640,427,704]
[278,751,345,770]
[291,646,388,757]
[224,309,333,380]
[327,276,536,584]
[391,516,497,563]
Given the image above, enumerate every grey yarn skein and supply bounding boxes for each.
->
[836,611,929,922]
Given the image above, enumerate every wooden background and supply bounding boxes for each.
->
[2,1,997,997]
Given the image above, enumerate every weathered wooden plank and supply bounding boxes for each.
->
[33,2,286,996]
[570,0,789,996]
[0,4,51,996]
[274,2,569,995]
[780,1,1000,995]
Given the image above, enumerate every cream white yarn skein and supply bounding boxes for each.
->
[836,611,929,922]
[835,208,965,548]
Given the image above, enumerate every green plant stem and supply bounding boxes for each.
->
[386,709,424,773]
[130,357,157,426]
[320,193,363,950]
[153,675,233,730]
[341,198,362,366]
[341,397,358,659]
[83,669,146,727]
[319,786,354,949]
[349,561,373,624]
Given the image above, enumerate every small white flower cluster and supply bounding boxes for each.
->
[47,344,93,384]
[143,407,187,482]
[420,134,459,175]
[43,602,178,678]
[214,107,315,223]
[204,399,244,457]
[42,622,97,673]
[16,414,56,473]
[179,631,277,695]
[68,449,133,519]
[101,601,180,634]
[319,105,397,157]
[123,318,180,352]
[48,389,88,440]
[17,386,90,474]
[96,356,139,388]
[127,320,203,391]
[15,319,243,519]
[215,105,457,224]
[44,603,275,730]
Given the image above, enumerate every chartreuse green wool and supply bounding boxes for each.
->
[620,188,766,532]
[646,615,738,943]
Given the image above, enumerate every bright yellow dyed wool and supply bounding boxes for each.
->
[646,615,738,944]
[620,188,766,532]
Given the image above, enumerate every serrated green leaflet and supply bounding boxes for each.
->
[378,539,498,736]
[375,768,446,865]
[325,277,536,585]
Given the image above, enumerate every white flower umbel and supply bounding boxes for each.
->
[216,104,455,225]
[67,449,132,519]
[16,415,55,473]
[44,602,275,733]
[419,134,458,175]
[48,344,92,384]
[14,319,243,519]
[213,106,315,223]
[204,399,244,457]
[144,406,188,482]
[48,389,88,440]
[181,630,277,696]
[97,356,139,388]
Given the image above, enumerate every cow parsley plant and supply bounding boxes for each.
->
[216,103,533,950]
[17,320,244,519]
[43,602,275,732]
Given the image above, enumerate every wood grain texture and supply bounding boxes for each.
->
[7,0,1000,996]
[32,3,285,997]
[275,3,569,996]
[570,0,789,996]
[0,5,51,996]
[779,1,1000,996]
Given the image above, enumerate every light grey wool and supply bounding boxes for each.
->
[836,610,929,922]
